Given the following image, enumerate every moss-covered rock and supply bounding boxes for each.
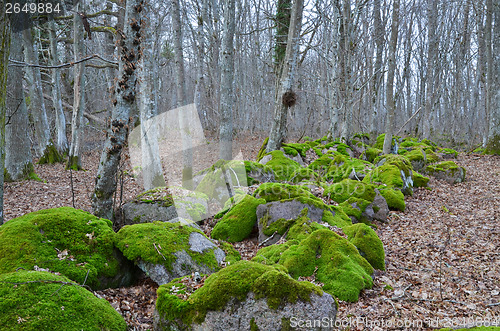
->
[344,223,385,270]
[425,161,466,184]
[412,171,430,187]
[0,271,126,330]
[0,207,132,289]
[217,241,241,265]
[267,229,373,302]
[324,156,373,183]
[378,187,405,211]
[116,221,225,285]
[485,134,500,155]
[195,160,249,204]
[155,261,325,329]
[256,137,269,162]
[253,182,313,202]
[363,160,414,196]
[362,147,383,163]
[258,150,303,181]
[307,153,337,173]
[324,179,376,203]
[282,142,311,158]
[244,160,275,184]
[437,147,459,159]
[289,167,318,183]
[211,195,265,242]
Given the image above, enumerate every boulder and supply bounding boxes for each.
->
[0,271,126,330]
[425,161,466,184]
[0,207,137,290]
[339,189,389,223]
[116,221,225,285]
[154,261,336,331]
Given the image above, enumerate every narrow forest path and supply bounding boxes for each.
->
[337,154,500,330]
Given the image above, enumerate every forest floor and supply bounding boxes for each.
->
[3,131,499,330]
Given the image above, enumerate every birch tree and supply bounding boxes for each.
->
[6,31,33,181]
[92,0,144,220]
[266,0,304,152]
[219,0,236,160]
[383,0,400,154]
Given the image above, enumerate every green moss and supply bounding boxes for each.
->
[438,148,458,158]
[260,150,302,181]
[412,171,429,187]
[425,161,465,178]
[256,137,269,162]
[211,195,265,242]
[0,207,119,289]
[307,154,337,173]
[282,143,311,158]
[324,157,373,183]
[343,224,385,270]
[286,210,327,242]
[373,154,413,177]
[195,160,248,203]
[4,162,37,182]
[135,187,174,207]
[278,229,373,302]
[421,138,438,149]
[0,271,126,330]
[322,207,352,228]
[324,179,376,203]
[378,187,405,211]
[374,133,386,149]
[156,261,322,327]
[363,147,383,163]
[116,221,220,271]
[38,143,64,165]
[253,182,313,202]
[218,242,241,264]
[290,167,318,183]
[65,155,82,171]
[250,317,259,331]
[243,160,274,185]
[424,148,440,163]
[338,197,372,223]
[485,134,500,155]
[252,240,299,266]
[363,164,407,193]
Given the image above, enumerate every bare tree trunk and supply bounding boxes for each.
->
[383,0,400,154]
[172,0,193,189]
[92,0,143,220]
[0,10,10,225]
[266,0,304,152]
[48,20,68,154]
[139,4,165,190]
[421,0,438,139]
[370,0,384,135]
[6,31,33,181]
[486,0,500,153]
[22,28,52,158]
[219,0,236,160]
[68,5,86,170]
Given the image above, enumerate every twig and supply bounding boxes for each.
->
[82,269,90,286]
[153,243,167,261]
[395,106,422,135]
[8,54,118,69]
[486,302,500,307]
[69,168,76,209]
[258,231,279,247]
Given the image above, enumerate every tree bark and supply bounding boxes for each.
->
[68,4,86,170]
[6,31,33,181]
[266,0,304,152]
[22,28,52,157]
[139,3,165,190]
[383,0,400,154]
[92,0,143,220]
[486,0,500,153]
[0,9,11,225]
[219,0,236,160]
[48,20,68,154]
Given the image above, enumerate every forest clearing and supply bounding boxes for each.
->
[1,0,500,330]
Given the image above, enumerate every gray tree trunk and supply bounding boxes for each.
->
[172,0,193,189]
[219,0,236,160]
[92,0,143,220]
[486,0,500,153]
[0,10,11,225]
[370,0,384,135]
[266,0,304,152]
[48,20,68,154]
[6,31,33,181]
[383,0,400,154]
[68,5,86,170]
[139,4,165,190]
[22,28,51,157]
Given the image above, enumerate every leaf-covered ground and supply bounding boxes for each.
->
[3,132,499,330]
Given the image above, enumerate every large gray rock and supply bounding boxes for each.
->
[343,190,390,223]
[122,201,177,225]
[425,161,466,184]
[257,199,326,246]
[136,231,225,285]
[187,291,337,331]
